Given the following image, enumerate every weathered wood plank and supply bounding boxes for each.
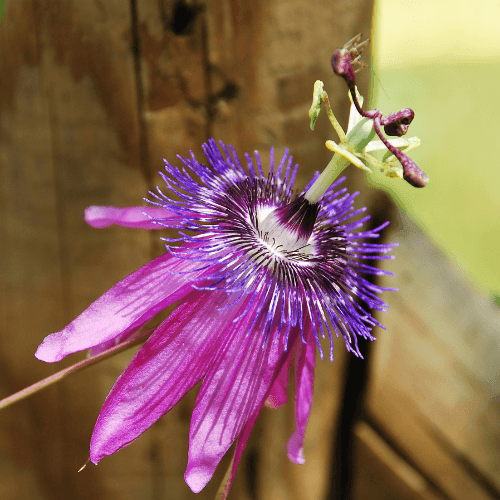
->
[206,0,374,189]
[136,0,208,257]
[0,0,153,499]
[0,0,67,497]
[367,210,500,500]
[37,0,154,495]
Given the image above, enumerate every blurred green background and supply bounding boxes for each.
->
[370,0,500,297]
[0,0,497,296]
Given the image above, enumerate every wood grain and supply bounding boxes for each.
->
[353,421,446,500]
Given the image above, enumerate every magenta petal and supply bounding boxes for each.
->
[287,322,316,464]
[265,352,293,409]
[87,330,144,357]
[85,206,179,229]
[184,313,300,493]
[90,290,242,464]
[35,253,204,362]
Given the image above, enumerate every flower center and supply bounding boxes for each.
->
[257,196,319,257]
[216,179,337,279]
[257,210,312,257]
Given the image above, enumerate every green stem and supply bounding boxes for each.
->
[304,154,350,204]
[304,117,376,204]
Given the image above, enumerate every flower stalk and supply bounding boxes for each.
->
[0,330,151,411]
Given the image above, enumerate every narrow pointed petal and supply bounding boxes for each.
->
[90,290,241,464]
[287,322,316,464]
[185,314,300,493]
[265,352,293,409]
[85,206,179,229]
[35,254,205,362]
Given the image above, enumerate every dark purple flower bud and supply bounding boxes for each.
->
[400,154,429,188]
[382,108,415,137]
[331,34,369,86]
[331,35,370,117]
[331,49,356,87]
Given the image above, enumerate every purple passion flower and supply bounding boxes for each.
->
[35,139,396,496]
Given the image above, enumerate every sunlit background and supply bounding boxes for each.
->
[370,0,500,297]
[0,0,497,297]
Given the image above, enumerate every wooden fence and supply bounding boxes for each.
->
[0,1,498,499]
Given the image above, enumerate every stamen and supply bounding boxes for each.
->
[327,35,429,188]
[366,110,429,187]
